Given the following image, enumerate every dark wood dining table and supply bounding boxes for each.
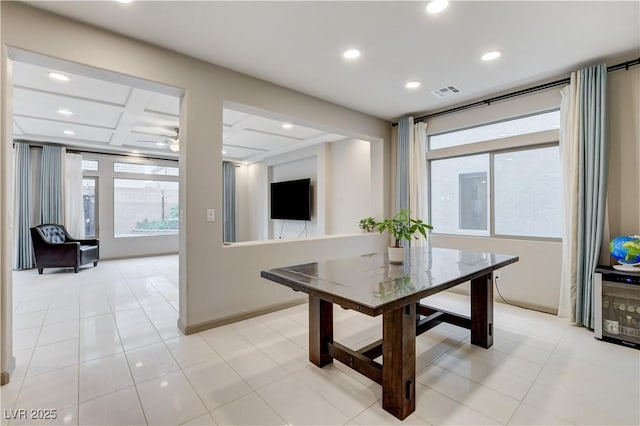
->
[261,246,518,420]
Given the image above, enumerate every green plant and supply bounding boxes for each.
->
[376,208,433,247]
[358,217,377,233]
[135,218,179,230]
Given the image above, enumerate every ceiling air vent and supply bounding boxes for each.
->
[431,84,462,99]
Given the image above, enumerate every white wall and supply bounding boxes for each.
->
[431,234,562,313]
[246,162,268,241]
[234,163,251,242]
[327,139,372,234]
[607,59,640,241]
[0,3,391,338]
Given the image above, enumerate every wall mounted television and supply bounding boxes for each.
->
[270,178,312,221]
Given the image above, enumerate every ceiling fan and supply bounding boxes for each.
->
[167,128,180,152]
[136,127,180,152]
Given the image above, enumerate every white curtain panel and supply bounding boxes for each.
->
[64,153,85,238]
[410,121,429,247]
[558,81,580,320]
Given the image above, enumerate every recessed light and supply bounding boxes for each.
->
[63,130,75,136]
[343,49,361,60]
[57,108,73,116]
[156,142,167,147]
[405,81,422,89]
[222,150,227,154]
[281,123,293,130]
[481,50,502,62]
[132,150,140,154]
[426,0,449,14]
[48,72,69,82]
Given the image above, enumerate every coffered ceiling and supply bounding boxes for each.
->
[12,58,346,161]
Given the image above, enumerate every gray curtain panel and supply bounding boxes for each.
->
[223,162,236,242]
[14,142,34,270]
[40,145,65,225]
[575,63,608,328]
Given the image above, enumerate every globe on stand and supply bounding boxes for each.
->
[609,235,640,272]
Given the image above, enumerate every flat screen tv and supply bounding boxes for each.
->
[270,178,311,221]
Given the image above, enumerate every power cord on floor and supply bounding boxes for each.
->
[494,275,521,308]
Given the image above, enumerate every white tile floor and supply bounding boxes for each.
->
[2,255,639,425]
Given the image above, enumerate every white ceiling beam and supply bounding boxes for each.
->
[14,85,126,108]
[110,88,156,146]
[222,115,253,141]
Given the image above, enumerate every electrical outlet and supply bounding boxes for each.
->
[494,271,502,281]
[206,209,215,222]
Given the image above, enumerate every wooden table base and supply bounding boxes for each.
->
[307,272,494,420]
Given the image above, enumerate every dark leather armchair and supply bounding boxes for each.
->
[30,224,99,274]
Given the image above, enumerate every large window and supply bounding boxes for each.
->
[429,110,560,150]
[429,111,561,239]
[431,154,490,236]
[494,146,561,238]
[113,179,179,238]
[113,162,178,176]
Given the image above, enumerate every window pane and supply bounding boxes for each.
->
[83,178,97,238]
[114,179,179,237]
[430,154,489,236]
[429,110,560,150]
[494,146,561,238]
[113,162,178,176]
[82,159,98,171]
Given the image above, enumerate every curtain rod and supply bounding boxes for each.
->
[392,57,640,127]
[67,148,178,163]
[13,140,178,163]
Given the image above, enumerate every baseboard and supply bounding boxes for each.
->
[446,287,557,315]
[101,251,178,261]
[1,370,9,386]
[1,355,16,385]
[180,298,307,335]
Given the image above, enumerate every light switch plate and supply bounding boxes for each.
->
[207,209,215,222]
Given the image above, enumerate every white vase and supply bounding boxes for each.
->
[388,246,405,264]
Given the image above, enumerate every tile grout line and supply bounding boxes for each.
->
[503,319,570,426]
[126,268,212,425]
[8,278,55,423]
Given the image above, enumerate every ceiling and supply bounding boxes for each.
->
[13,59,347,161]
[12,1,640,159]
[25,1,640,121]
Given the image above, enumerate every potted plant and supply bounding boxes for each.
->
[376,208,433,263]
[358,217,377,233]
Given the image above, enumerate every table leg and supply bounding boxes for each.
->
[309,295,333,367]
[382,303,416,420]
[471,272,493,348]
